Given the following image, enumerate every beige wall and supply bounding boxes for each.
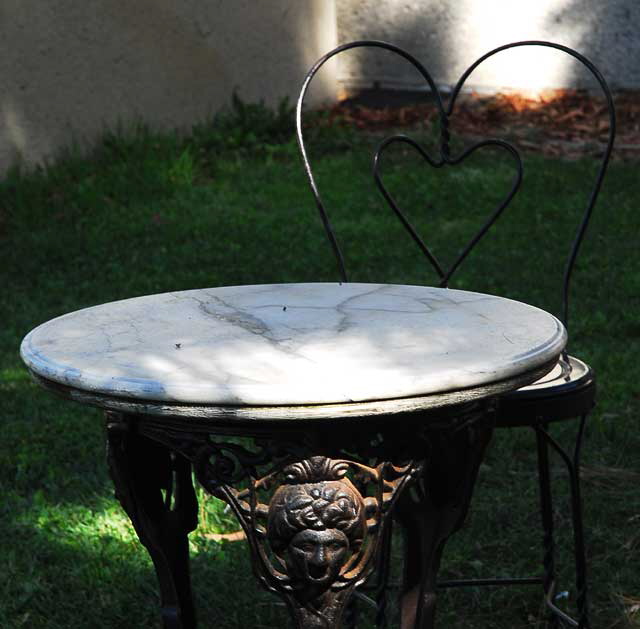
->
[0,1,338,173]
[337,0,638,95]
[6,1,634,174]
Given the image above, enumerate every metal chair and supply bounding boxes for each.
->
[296,40,616,628]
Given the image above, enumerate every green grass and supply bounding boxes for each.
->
[1,105,638,628]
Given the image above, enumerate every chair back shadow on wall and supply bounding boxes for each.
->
[296,40,615,629]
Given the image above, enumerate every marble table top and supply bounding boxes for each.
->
[21,283,566,407]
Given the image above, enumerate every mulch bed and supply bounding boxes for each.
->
[324,89,639,159]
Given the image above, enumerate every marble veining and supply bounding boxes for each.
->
[20,283,566,406]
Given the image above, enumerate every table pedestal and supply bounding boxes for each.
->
[105,403,494,629]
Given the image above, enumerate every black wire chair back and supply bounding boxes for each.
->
[296,40,616,338]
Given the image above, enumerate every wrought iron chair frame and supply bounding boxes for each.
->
[296,39,616,629]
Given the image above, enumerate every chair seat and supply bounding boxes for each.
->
[495,355,596,427]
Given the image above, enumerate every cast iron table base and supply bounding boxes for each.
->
[105,401,493,629]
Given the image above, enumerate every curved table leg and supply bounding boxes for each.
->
[395,422,493,629]
[106,412,199,629]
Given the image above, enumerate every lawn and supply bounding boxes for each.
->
[1,102,638,628]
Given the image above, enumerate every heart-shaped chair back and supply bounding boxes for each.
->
[296,40,615,335]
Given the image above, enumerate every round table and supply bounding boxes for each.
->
[21,283,566,629]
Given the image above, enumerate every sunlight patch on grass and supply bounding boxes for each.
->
[22,495,138,544]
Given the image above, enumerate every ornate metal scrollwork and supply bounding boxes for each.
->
[136,416,421,627]
[214,454,419,628]
[111,397,501,628]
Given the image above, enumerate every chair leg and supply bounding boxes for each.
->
[536,413,590,629]
[569,414,589,629]
[535,424,559,628]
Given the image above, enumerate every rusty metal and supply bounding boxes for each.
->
[104,397,495,628]
[136,420,423,628]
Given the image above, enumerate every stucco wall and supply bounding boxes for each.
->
[0,1,338,173]
[3,1,637,174]
[336,0,639,94]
